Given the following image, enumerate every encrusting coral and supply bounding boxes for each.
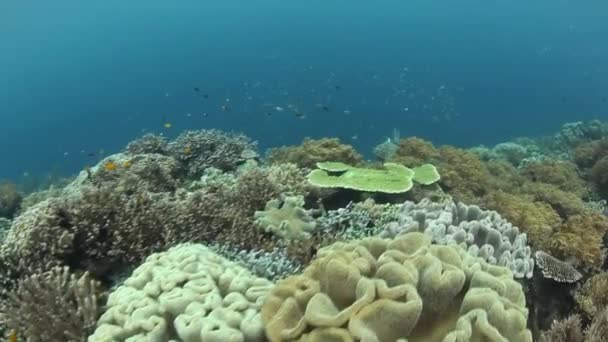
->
[0,266,104,342]
[267,137,364,168]
[89,243,274,341]
[262,232,532,342]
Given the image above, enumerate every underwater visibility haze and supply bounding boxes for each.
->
[1,1,608,341]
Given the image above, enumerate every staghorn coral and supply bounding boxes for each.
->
[0,181,21,219]
[534,251,582,283]
[89,243,273,341]
[262,232,532,341]
[167,129,256,177]
[266,137,364,168]
[124,133,168,155]
[0,266,104,342]
[380,199,534,278]
[574,272,608,319]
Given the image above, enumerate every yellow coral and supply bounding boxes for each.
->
[262,232,532,342]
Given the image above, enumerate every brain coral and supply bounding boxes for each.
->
[89,243,274,341]
[262,232,532,342]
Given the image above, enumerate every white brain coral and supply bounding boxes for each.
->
[88,243,273,342]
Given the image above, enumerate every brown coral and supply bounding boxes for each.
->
[436,146,492,203]
[391,137,440,166]
[520,160,588,196]
[0,181,21,219]
[590,156,608,197]
[266,137,364,168]
[574,272,608,319]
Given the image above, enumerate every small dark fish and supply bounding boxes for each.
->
[87,152,96,157]
[266,112,273,116]
[295,111,306,119]
[203,94,209,99]
[221,105,231,112]
[334,85,341,91]
[193,87,200,92]
[321,105,330,112]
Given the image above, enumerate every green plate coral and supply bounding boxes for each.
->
[307,162,439,193]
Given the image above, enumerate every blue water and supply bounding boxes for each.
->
[1,0,607,182]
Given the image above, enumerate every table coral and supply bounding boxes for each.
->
[262,232,532,342]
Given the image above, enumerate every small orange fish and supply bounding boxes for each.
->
[183,146,192,155]
[123,160,132,169]
[8,330,17,342]
[103,160,117,172]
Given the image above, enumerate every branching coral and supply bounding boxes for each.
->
[124,133,168,155]
[0,181,21,219]
[167,129,257,177]
[0,266,105,342]
[266,137,364,168]
[574,272,608,319]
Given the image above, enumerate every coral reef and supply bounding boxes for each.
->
[166,129,257,177]
[380,199,534,278]
[89,243,273,341]
[520,160,588,196]
[0,266,104,342]
[540,308,608,342]
[0,181,21,219]
[124,133,168,155]
[534,251,582,283]
[436,146,492,203]
[574,272,608,319]
[308,161,439,193]
[262,232,532,341]
[254,196,317,240]
[267,137,364,168]
[391,136,440,166]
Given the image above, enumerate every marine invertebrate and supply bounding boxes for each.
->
[491,142,529,166]
[590,156,608,197]
[534,251,582,283]
[89,243,273,341]
[520,160,587,196]
[436,146,492,203]
[0,181,21,219]
[391,136,440,166]
[266,137,364,168]
[307,161,439,193]
[211,244,301,281]
[0,266,104,342]
[483,191,560,252]
[539,314,584,342]
[0,218,10,245]
[254,196,317,240]
[124,133,168,155]
[84,153,181,193]
[574,272,608,319]
[381,199,534,278]
[262,232,532,341]
[167,129,256,177]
